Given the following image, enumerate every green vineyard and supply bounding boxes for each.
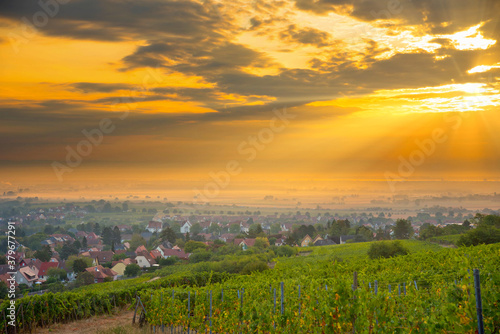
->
[2,241,500,333]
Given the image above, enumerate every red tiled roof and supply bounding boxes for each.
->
[38,262,59,277]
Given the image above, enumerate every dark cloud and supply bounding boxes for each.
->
[294,0,500,35]
[279,24,332,47]
[69,82,136,93]
[0,0,229,41]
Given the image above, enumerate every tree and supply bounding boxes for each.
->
[254,237,270,249]
[72,258,90,273]
[368,241,409,259]
[122,202,129,212]
[457,214,500,246]
[161,227,177,244]
[102,227,113,246]
[34,245,52,262]
[184,241,207,253]
[189,251,211,263]
[43,224,54,235]
[59,242,78,260]
[328,219,350,236]
[208,223,221,234]
[124,263,141,277]
[191,223,202,235]
[0,282,8,300]
[112,226,121,246]
[248,224,264,238]
[270,223,281,234]
[355,226,374,242]
[103,202,112,212]
[48,267,67,281]
[393,219,413,239]
[159,256,179,266]
[241,261,268,275]
[129,234,147,250]
[82,236,88,249]
[75,271,94,286]
[113,253,127,261]
[93,223,101,235]
[229,224,241,234]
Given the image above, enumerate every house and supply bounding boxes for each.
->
[111,262,126,276]
[85,232,101,246]
[15,267,39,287]
[219,233,235,242]
[146,221,163,233]
[312,235,323,244]
[89,251,114,266]
[300,235,313,247]
[85,265,117,283]
[136,245,148,254]
[150,249,162,260]
[314,239,337,246]
[180,221,192,234]
[58,260,76,281]
[116,224,131,232]
[135,254,155,268]
[240,222,250,233]
[122,258,136,266]
[19,258,43,273]
[0,274,17,288]
[38,262,59,280]
[274,237,287,246]
[159,248,190,261]
[234,238,256,251]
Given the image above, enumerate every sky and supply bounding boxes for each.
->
[0,0,499,201]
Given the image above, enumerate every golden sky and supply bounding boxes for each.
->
[0,0,499,198]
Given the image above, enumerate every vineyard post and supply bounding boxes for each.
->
[398,284,401,296]
[473,269,484,334]
[403,283,406,296]
[353,272,358,292]
[374,281,378,296]
[414,281,418,290]
[388,284,391,293]
[132,296,139,324]
[280,282,284,315]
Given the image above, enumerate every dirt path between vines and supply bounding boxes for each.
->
[35,309,138,334]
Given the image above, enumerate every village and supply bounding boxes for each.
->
[0,200,491,295]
